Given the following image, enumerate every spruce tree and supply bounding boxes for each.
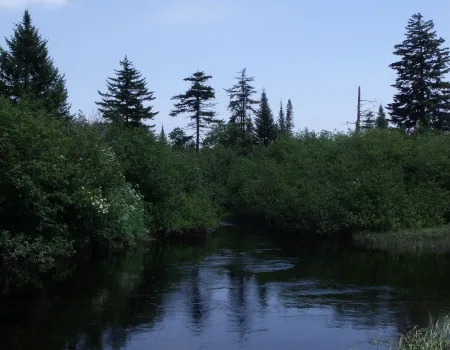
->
[375,105,389,128]
[277,100,286,137]
[224,68,259,136]
[170,71,220,152]
[285,99,294,135]
[159,125,168,144]
[361,110,376,130]
[0,10,70,118]
[96,55,157,130]
[387,13,450,132]
[254,89,276,146]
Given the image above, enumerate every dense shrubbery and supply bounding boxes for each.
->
[0,99,220,282]
[222,128,450,236]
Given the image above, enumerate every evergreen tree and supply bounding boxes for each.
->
[168,127,195,150]
[285,99,294,135]
[277,100,286,137]
[0,10,70,118]
[159,124,168,144]
[224,67,259,133]
[254,89,276,146]
[387,13,450,132]
[375,104,389,128]
[361,110,376,130]
[96,56,158,130]
[170,71,220,152]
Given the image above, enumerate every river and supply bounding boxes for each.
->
[2,225,450,350]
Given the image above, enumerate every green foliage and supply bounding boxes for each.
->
[170,71,221,152]
[376,104,389,128]
[96,55,158,130]
[225,129,450,235]
[387,13,450,132]
[285,99,294,135]
[0,10,70,118]
[224,68,259,147]
[254,88,276,146]
[277,100,286,137]
[158,125,168,144]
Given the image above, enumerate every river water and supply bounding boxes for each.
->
[2,226,450,350]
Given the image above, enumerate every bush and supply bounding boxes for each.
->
[225,128,450,236]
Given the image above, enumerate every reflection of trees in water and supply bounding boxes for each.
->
[253,244,450,333]
[0,247,174,350]
[3,228,450,350]
[185,266,211,336]
[0,230,231,350]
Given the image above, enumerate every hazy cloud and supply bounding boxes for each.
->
[0,0,68,9]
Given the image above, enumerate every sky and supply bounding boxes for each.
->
[0,0,448,134]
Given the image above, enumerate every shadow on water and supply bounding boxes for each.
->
[2,226,450,350]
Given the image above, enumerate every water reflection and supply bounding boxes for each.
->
[2,227,450,350]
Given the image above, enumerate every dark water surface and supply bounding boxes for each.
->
[2,226,450,350]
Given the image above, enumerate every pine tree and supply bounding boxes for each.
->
[285,99,294,135]
[254,89,276,146]
[159,125,168,144]
[96,55,158,130]
[224,68,259,134]
[170,71,220,152]
[375,105,389,128]
[387,13,450,132]
[277,100,286,137]
[0,10,70,118]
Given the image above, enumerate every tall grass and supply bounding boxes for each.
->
[397,316,450,350]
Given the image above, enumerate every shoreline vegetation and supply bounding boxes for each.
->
[356,316,450,350]
[354,225,450,254]
[0,7,449,301]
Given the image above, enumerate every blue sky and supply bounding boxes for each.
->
[0,0,448,134]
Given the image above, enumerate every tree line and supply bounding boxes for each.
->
[1,11,448,154]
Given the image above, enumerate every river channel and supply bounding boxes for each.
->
[2,225,450,349]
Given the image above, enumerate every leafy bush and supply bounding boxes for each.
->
[225,128,450,236]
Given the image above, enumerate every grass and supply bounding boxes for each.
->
[353,225,450,253]
[349,316,450,349]
[396,316,450,349]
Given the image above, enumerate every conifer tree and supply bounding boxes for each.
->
[0,10,70,118]
[254,89,276,146]
[285,99,294,135]
[159,125,168,144]
[224,68,259,134]
[170,71,220,152]
[168,127,195,150]
[96,55,158,130]
[361,110,376,130]
[277,100,286,137]
[375,105,389,129]
[387,13,450,132]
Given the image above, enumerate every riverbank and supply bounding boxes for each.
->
[353,225,450,253]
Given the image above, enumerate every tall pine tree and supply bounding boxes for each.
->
[170,71,220,152]
[277,100,286,137]
[96,55,158,130]
[254,89,276,146]
[387,13,450,132]
[0,10,70,118]
[285,99,294,135]
[376,104,389,128]
[224,68,259,130]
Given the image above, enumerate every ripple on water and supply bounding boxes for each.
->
[243,259,296,273]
